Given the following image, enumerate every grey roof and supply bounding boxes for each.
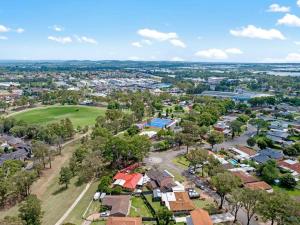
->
[252,148,284,164]
[102,195,130,216]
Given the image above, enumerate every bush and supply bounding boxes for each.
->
[280,174,297,189]
[111,186,123,195]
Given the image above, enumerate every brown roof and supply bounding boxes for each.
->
[169,192,195,212]
[102,195,131,216]
[231,171,259,184]
[244,181,272,191]
[278,161,300,173]
[236,145,256,156]
[190,208,213,225]
[106,217,142,225]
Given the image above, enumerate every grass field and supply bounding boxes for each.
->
[12,105,106,127]
[0,141,87,225]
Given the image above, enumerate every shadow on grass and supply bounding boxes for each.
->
[52,186,68,195]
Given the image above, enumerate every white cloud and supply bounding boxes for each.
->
[294,41,300,45]
[264,53,300,62]
[171,57,184,61]
[0,36,8,40]
[298,0,300,7]
[75,35,98,44]
[225,48,243,54]
[195,49,229,60]
[48,36,72,44]
[169,39,186,48]
[132,42,143,48]
[268,4,290,13]
[15,28,25,33]
[0,25,10,33]
[51,25,64,32]
[230,25,285,40]
[128,56,140,61]
[137,28,185,48]
[277,14,300,27]
[137,28,177,41]
[141,39,152,45]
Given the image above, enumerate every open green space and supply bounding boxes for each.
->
[129,196,152,217]
[172,155,190,169]
[11,105,106,127]
[63,181,100,224]
[272,185,300,197]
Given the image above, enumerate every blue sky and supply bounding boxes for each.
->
[1,0,300,62]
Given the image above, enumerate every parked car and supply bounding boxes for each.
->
[100,211,110,217]
[93,192,101,201]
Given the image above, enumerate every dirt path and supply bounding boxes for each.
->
[32,132,89,198]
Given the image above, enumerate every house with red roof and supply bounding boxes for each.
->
[113,172,143,191]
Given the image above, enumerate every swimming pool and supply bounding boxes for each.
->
[147,118,174,129]
[229,159,239,166]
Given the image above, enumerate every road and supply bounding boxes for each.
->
[144,126,266,225]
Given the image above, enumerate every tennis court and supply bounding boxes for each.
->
[147,118,174,129]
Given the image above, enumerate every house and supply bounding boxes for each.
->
[278,160,300,178]
[231,171,259,184]
[251,148,284,164]
[162,191,195,213]
[139,131,157,139]
[113,172,143,191]
[244,181,273,193]
[146,168,175,191]
[231,171,273,192]
[228,145,256,160]
[187,208,213,225]
[101,195,131,217]
[106,217,142,225]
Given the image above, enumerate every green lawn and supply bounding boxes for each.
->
[12,105,106,127]
[172,155,190,169]
[129,196,152,217]
[272,185,300,197]
[63,181,100,224]
[144,194,163,213]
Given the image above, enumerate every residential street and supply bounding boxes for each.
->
[144,126,266,225]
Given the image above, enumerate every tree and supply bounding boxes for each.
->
[157,207,174,225]
[127,125,139,136]
[207,131,224,149]
[258,191,300,225]
[258,160,279,184]
[257,138,268,150]
[31,141,50,169]
[59,167,72,188]
[186,149,208,177]
[211,172,241,209]
[230,120,244,139]
[247,137,256,147]
[228,188,243,223]
[250,118,269,135]
[13,170,37,198]
[240,189,263,225]
[280,174,297,189]
[19,195,43,225]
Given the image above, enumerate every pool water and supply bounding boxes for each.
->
[229,159,239,166]
[147,118,173,129]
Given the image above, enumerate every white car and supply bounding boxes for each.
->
[93,192,101,201]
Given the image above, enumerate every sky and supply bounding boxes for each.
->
[1,0,300,62]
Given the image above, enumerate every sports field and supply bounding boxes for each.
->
[12,105,106,127]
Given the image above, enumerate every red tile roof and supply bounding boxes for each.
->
[231,171,259,184]
[113,172,143,190]
[169,192,195,212]
[106,217,142,225]
[278,161,300,174]
[190,208,213,225]
[244,181,272,191]
[235,145,256,156]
